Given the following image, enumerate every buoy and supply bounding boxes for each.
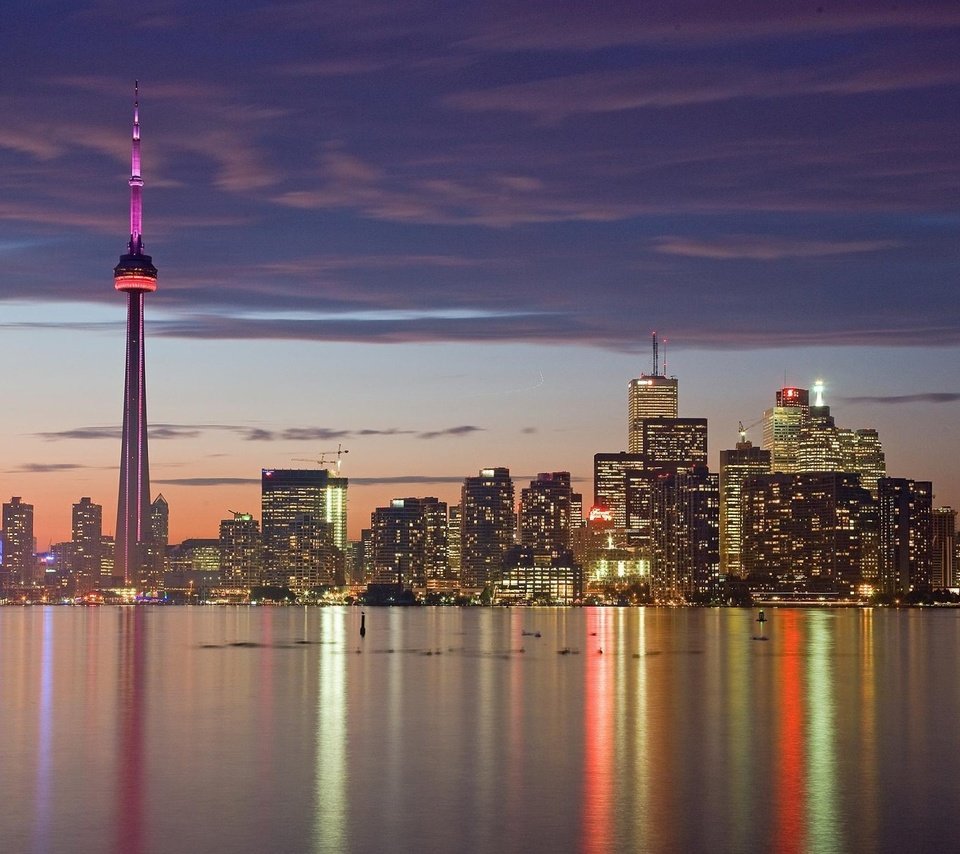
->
[360,611,366,638]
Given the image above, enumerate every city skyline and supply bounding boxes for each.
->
[0,1,958,548]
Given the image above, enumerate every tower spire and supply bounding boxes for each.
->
[114,82,158,589]
[129,80,144,255]
[652,331,659,377]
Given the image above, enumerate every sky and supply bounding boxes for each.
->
[0,0,958,548]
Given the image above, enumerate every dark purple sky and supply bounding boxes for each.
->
[1,0,958,544]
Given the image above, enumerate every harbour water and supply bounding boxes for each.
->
[2,606,960,853]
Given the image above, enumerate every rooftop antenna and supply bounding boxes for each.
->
[652,331,659,376]
[663,337,668,377]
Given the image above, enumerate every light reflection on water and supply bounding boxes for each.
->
[2,606,960,853]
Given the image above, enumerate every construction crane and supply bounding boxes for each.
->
[737,418,763,444]
[292,443,350,475]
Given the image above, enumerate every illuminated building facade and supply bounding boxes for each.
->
[719,441,771,578]
[650,466,719,599]
[447,504,462,580]
[878,478,933,596]
[114,84,159,588]
[370,497,448,589]
[742,472,877,589]
[641,417,708,473]
[142,494,168,589]
[851,429,886,498]
[628,376,679,453]
[520,472,580,561]
[762,386,809,473]
[496,546,582,605]
[71,497,103,593]
[219,512,262,589]
[261,468,347,590]
[460,467,515,590]
[931,507,957,589]
[593,453,644,530]
[2,497,35,590]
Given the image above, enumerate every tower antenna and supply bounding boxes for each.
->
[663,337,668,377]
[652,331,659,376]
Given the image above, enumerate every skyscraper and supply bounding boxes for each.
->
[71,497,103,593]
[370,497,448,589]
[520,472,580,561]
[114,83,158,588]
[762,386,809,473]
[460,468,515,590]
[719,440,771,578]
[261,468,347,589]
[2,497,35,590]
[627,334,678,453]
[219,512,262,590]
[932,507,957,589]
[879,478,933,596]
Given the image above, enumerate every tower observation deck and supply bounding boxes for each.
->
[114,82,157,588]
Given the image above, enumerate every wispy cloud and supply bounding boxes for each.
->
[7,463,90,473]
[418,425,484,440]
[653,235,899,260]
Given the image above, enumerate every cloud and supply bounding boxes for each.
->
[837,393,960,404]
[152,477,261,487]
[443,58,960,120]
[653,235,899,260]
[417,425,485,440]
[37,426,121,441]
[7,463,89,473]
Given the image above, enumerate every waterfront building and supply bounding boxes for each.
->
[932,507,957,589]
[460,468,515,590]
[719,441,771,578]
[2,497,35,590]
[142,494,169,590]
[114,84,159,588]
[219,512,262,590]
[878,478,933,596]
[742,472,877,590]
[520,472,580,561]
[650,466,719,599]
[496,546,582,605]
[370,497,448,589]
[261,468,347,589]
[71,497,103,593]
[447,504,462,581]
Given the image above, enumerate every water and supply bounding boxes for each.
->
[2,606,960,854]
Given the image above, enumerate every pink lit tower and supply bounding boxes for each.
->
[113,82,157,588]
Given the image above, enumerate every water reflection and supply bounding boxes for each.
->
[313,607,347,853]
[581,608,611,854]
[32,608,53,854]
[116,607,146,854]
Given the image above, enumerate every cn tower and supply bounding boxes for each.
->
[114,82,157,588]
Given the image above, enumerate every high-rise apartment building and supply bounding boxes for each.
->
[261,468,347,590]
[719,441,771,578]
[2,497,35,590]
[370,497,448,589]
[219,512,262,590]
[650,466,719,599]
[460,468,515,590]
[520,472,581,561]
[932,507,957,589]
[878,478,933,596]
[447,504,462,581]
[742,472,877,589]
[72,497,103,593]
[142,494,169,589]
